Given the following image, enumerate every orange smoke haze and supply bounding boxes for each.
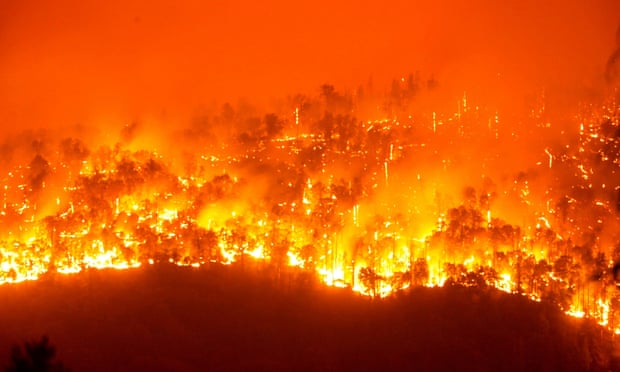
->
[0,0,619,131]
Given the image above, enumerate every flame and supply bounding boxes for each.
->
[0,84,618,336]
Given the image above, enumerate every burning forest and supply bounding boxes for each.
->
[1,1,620,369]
[0,76,619,334]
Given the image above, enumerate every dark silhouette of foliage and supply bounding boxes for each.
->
[5,336,68,372]
[358,267,383,297]
[27,154,50,192]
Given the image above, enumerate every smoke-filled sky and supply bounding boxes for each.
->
[1,0,619,132]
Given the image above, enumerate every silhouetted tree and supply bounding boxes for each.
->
[264,113,284,138]
[358,267,383,297]
[389,271,411,291]
[27,154,50,192]
[5,336,69,372]
[533,259,552,296]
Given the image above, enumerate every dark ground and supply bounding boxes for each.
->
[1,264,618,371]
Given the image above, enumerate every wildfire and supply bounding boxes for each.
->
[0,83,619,336]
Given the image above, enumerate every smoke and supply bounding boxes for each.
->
[0,0,618,137]
[0,1,618,247]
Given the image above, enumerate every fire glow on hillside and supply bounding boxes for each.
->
[0,80,618,334]
[1,0,620,350]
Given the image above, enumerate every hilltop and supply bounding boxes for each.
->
[1,264,618,371]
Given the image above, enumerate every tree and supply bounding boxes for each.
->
[443,263,468,286]
[264,113,284,139]
[521,255,537,294]
[412,258,429,286]
[390,271,411,292]
[358,267,383,297]
[28,154,50,192]
[445,205,484,258]
[6,336,69,372]
[481,266,500,287]
[533,259,552,296]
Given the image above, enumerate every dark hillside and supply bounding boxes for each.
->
[0,265,618,371]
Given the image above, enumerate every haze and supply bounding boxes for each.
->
[0,0,619,132]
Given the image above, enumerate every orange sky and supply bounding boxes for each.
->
[0,0,619,131]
